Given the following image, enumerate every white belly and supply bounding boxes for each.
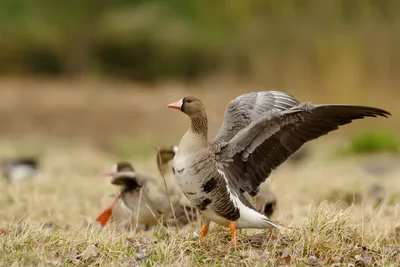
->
[172,153,203,200]
[173,176,211,216]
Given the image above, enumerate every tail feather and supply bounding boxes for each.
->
[263,217,283,229]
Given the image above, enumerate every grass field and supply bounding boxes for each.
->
[0,137,399,266]
[0,79,399,266]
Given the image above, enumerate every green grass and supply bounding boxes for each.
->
[106,136,159,160]
[341,130,399,155]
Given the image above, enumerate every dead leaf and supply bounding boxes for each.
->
[275,255,291,266]
[126,237,136,243]
[0,228,8,236]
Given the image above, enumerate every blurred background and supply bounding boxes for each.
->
[0,0,398,154]
[0,0,400,242]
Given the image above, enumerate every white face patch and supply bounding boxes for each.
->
[173,146,179,153]
[111,163,118,174]
[178,98,183,109]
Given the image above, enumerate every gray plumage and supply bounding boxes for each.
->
[169,91,390,232]
[108,157,181,229]
[212,92,390,196]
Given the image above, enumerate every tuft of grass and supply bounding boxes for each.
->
[339,130,399,155]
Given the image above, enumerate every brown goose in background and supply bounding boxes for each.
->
[167,91,390,245]
[95,159,180,229]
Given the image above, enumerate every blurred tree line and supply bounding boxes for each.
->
[0,0,399,83]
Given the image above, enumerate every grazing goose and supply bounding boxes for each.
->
[96,154,181,229]
[167,91,390,245]
[1,157,39,182]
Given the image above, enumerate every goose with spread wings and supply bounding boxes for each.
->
[167,91,390,245]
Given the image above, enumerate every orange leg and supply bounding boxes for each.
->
[201,224,209,238]
[95,195,121,227]
[228,221,237,246]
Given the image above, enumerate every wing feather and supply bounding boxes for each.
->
[215,100,390,196]
[213,91,300,143]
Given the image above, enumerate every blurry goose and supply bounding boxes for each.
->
[249,184,277,217]
[96,157,181,229]
[157,145,198,226]
[2,157,39,182]
[157,145,179,175]
[167,91,390,245]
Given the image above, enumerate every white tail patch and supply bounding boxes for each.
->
[216,169,281,229]
[217,169,237,208]
[232,194,280,229]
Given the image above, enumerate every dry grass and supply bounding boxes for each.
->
[0,78,398,265]
[0,138,399,266]
[0,78,396,145]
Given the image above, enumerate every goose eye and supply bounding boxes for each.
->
[186,99,192,103]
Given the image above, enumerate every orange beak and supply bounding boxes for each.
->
[167,98,183,110]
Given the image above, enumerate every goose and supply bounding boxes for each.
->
[159,145,277,225]
[158,145,278,224]
[249,183,277,217]
[1,157,39,182]
[167,91,390,245]
[156,145,198,226]
[96,151,182,229]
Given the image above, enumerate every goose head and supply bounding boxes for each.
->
[106,161,135,176]
[168,96,208,139]
[167,96,205,118]
[106,161,139,192]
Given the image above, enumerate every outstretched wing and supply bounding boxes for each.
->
[215,102,390,196]
[213,91,300,143]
